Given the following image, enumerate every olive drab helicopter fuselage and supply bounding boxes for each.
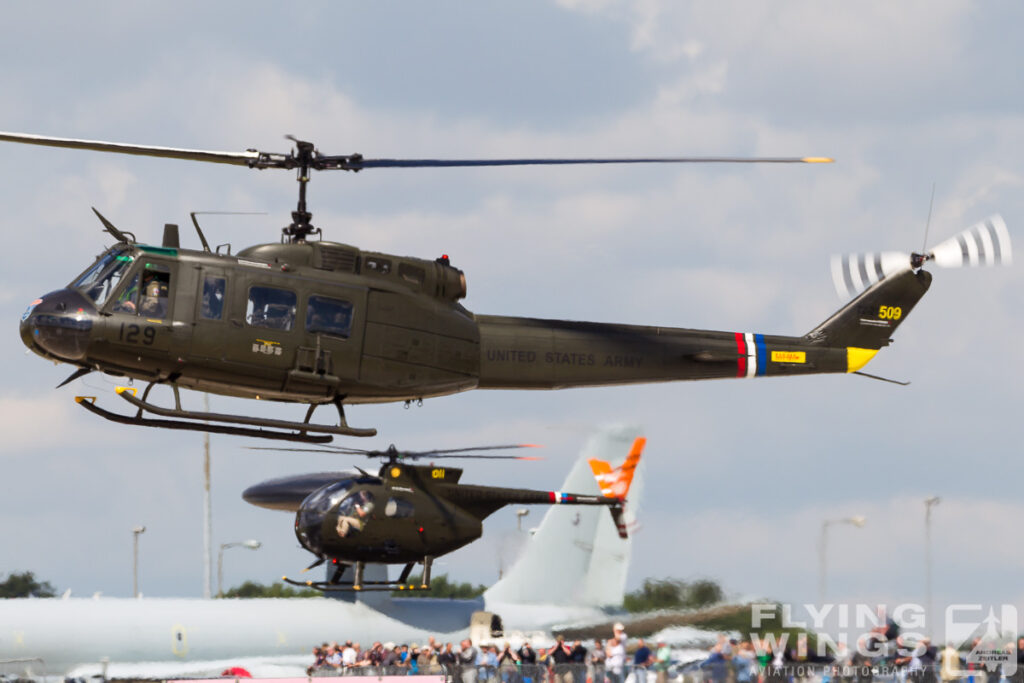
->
[240,439,644,591]
[8,131,1010,442]
[20,223,926,441]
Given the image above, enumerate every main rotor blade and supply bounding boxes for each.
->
[325,155,834,170]
[0,131,833,173]
[0,131,263,167]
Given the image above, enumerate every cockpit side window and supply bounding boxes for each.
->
[138,264,172,319]
[108,262,172,319]
[384,497,414,518]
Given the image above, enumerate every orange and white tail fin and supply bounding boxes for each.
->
[589,436,645,500]
[484,426,645,607]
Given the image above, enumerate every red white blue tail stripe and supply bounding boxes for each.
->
[734,332,767,378]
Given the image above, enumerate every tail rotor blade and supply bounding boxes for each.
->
[830,251,911,300]
[929,215,1012,268]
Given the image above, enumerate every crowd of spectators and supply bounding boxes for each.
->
[306,622,1024,683]
[306,622,673,683]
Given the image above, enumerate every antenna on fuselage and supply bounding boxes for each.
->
[190,211,266,253]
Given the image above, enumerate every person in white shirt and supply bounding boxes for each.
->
[342,642,358,669]
[606,637,626,683]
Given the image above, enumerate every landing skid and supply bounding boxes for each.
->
[74,383,377,443]
[283,557,434,593]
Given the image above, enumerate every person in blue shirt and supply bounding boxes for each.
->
[634,638,651,671]
[700,646,729,683]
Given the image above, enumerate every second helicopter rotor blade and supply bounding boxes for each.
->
[246,446,377,455]
[246,444,542,460]
[401,444,541,457]
[416,454,543,460]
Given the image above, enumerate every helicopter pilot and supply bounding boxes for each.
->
[336,491,375,537]
[112,275,140,313]
[136,272,170,318]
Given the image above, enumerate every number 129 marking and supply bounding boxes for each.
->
[119,322,156,345]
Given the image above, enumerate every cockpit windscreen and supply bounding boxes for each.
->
[73,249,134,307]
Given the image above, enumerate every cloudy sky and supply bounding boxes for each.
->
[1,1,1021,633]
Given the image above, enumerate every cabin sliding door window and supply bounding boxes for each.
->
[306,295,354,338]
[246,286,297,331]
[200,276,227,320]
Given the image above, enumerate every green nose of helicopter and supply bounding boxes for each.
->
[20,289,96,362]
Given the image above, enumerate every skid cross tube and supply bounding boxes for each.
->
[282,556,436,592]
[113,386,376,437]
[75,396,333,443]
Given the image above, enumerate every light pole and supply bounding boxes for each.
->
[924,496,941,635]
[202,393,213,599]
[132,525,146,598]
[217,540,261,597]
[516,508,530,532]
[818,515,866,605]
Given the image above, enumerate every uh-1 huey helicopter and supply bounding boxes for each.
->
[7,131,1012,443]
[240,438,645,591]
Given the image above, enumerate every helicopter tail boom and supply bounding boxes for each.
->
[435,440,644,539]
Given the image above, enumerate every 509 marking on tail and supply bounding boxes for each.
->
[878,306,903,320]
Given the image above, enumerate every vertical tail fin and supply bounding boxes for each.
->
[806,268,931,350]
[484,426,645,608]
[590,436,644,499]
[590,436,645,539]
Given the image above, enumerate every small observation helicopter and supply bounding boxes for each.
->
[6,131,1012,443]
[241,438,644,591]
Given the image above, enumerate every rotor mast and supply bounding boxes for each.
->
[285,137,320,243]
